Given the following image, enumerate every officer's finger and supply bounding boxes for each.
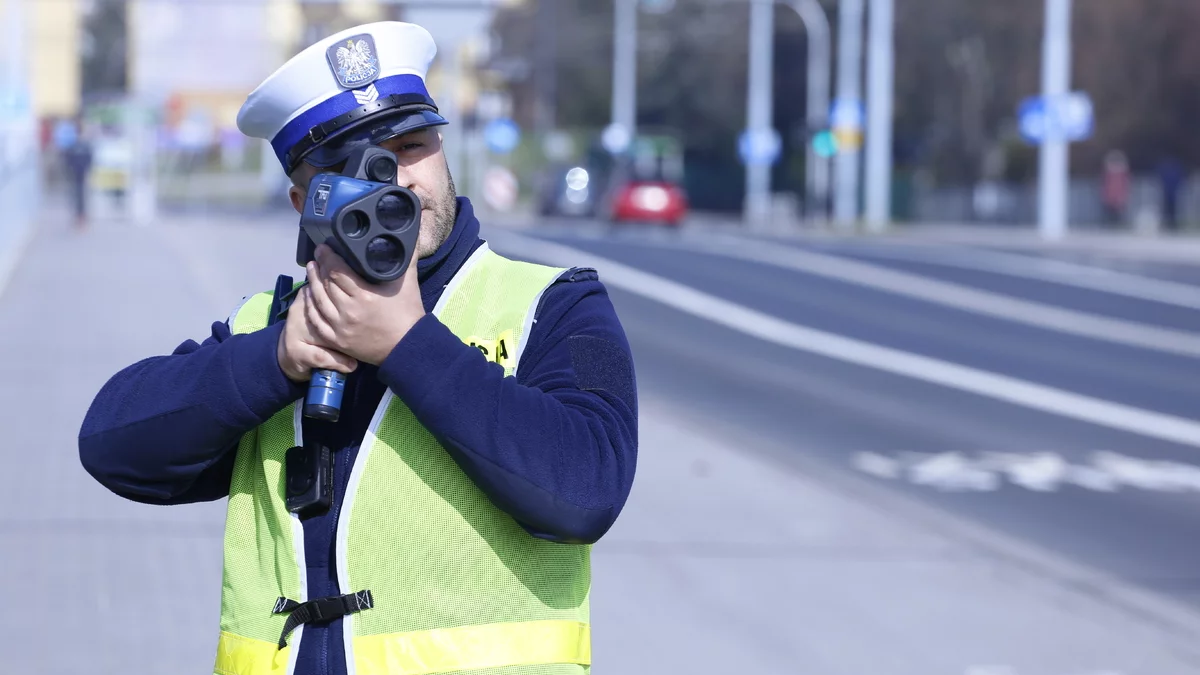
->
[305,263,341,324]
[315,242,367,297]
[315,347,358,374]
[303,286,339,347]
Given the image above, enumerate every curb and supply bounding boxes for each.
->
[0,167,40,302]
[0,217,35,302]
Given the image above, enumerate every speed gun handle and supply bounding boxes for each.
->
[266,275,345,423]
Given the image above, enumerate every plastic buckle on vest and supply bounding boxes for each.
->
[269,275,303,327]
[272,590,374,648]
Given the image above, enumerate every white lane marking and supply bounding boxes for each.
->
[963,669,1124,675]
[654,233,1200,359]
[485,229,1200,448]
[827,241,1200,310]
[854,450,1200,494]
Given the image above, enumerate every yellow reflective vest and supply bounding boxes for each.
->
[215,243,592,675]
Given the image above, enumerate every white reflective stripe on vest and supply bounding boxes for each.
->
[333,242,495,669]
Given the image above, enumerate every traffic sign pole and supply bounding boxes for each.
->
[743,0,776,227]
[833,0,865,228]
[611,0,638,153]
[864,0,894,232]
[1038,0,1073,240]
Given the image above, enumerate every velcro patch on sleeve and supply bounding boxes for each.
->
[568,335,636,409]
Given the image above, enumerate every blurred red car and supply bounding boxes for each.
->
[609,180,689,226]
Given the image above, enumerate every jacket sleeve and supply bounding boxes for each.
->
[377,268,638,544]
[78,317,308,504]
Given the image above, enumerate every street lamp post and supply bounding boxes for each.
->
[786,0,831,223]
[744,0,833,227]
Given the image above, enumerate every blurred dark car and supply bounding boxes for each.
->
[537,131,690,226]
[537,163,605,218]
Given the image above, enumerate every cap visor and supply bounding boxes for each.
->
[303,109,449,168]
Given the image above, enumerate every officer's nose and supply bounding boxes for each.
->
[392,164,419,193]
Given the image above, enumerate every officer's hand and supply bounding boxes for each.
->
[276,287,358,383]
[304,243,426,366]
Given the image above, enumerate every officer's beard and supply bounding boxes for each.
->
[417,165,458,259]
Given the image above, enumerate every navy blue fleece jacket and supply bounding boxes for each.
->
[78,197,638,675]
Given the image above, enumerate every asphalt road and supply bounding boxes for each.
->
[497,219,1200,606]
[6,204,1200,674]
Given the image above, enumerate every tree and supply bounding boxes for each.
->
[80,0,128,103]
[488,0,1200,205]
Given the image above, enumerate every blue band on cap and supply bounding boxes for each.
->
[271,73,432,169]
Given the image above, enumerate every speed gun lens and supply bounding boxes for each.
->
[366,155,398,183]
[376,193,416,231]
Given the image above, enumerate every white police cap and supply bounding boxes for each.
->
[237,21,448,175]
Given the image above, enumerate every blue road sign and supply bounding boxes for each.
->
[1019,92,1093,144]
[484,118,521,154]
[739,128,781,165]
[829,98,865,132]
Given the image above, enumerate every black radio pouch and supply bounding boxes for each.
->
[268,273,334,518]
[285,440,334,517]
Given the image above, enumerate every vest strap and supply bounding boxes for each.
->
[268,274,302,327]
[272,590,374,648]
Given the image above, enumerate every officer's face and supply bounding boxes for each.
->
[289,127,458,260]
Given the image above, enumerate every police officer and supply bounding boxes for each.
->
[78,22,638,675]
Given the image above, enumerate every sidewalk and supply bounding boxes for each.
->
[595,395,1200,674]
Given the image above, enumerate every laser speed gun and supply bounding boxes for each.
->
[295,145,421,422]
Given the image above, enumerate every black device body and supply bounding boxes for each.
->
[285,440,334,517]
[295,145,423,422]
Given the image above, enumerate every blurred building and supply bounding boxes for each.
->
[128,0,492,150]
[0,0,80,134]
[4,0,406,130]
[2,0,509,213]
[29,0,82,120]
[7,0,502,136]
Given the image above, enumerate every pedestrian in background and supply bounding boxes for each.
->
[61,121,93,230]
[1101,150,1130,228]
[1156,155,1186,232]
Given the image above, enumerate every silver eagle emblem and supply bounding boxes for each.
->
[326,34,380,89]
